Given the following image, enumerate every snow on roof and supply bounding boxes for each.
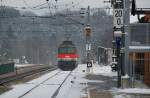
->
[130,16,138,23]
[15,64,36,68]
[129,46,150,50]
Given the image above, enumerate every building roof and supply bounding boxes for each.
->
[129,46,150,52]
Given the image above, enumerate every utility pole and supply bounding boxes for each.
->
[86,6,90,65]
[80,6,92,71]
[124,0,130,84]
[87,6,90,24]
[83,6,92,71]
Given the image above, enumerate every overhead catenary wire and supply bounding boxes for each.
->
[46,0,53,16]
[0,0,3,6]
[0,0,84,26]
[0,0,7,17]
[22,0,34,10]
[21,0,49,10]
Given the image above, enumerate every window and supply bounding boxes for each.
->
[58,47,76,54]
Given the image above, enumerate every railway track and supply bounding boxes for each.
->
[0,66,56,85]
[51,71,72,98]
[16,71,72,98]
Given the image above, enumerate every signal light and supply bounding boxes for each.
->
[84,24,92,37]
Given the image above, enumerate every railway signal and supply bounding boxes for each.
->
[84,24,92,37]
[81,6,93,72]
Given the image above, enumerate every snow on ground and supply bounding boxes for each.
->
[0,70,60,98]
[0,84,36,98]
[21,85,60,98]
[111,88,150,98]
[113,94,132,98]
[56,64,88,98]
[0,64,116,98]
[27,70,60,84]
[92,64,117,77]
[56,64,113,98]
[117,88,150,94]
[110,80,150,98]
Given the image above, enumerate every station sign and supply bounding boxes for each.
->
[113,9,124,28]
[86,44,91,51]
[80,8,86,17]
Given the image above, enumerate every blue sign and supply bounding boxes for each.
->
[115,37,121,48]
[87,62,92,68]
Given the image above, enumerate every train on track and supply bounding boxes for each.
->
[57,40,78,71]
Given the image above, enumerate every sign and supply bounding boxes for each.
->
[120,47,125,53]
[80,8,86,17]
[86,44,91,51]
[113,9,124,28]
[87,62,92,68]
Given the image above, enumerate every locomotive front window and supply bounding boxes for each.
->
[58,48,67,53]
[67,47,76,53]
[58,47,76,54]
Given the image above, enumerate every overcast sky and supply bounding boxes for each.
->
[2,0,110,15]
[2,0,150,15]
[3,0,150,8]
[3,0,107,8]
[136,0,150,8]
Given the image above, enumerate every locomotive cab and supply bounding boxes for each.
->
[57,41,78,71]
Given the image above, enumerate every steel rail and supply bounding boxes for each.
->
[50,71,72,98]
[17,70,72,98]
[0,66,56,85]
[17,70,61,98]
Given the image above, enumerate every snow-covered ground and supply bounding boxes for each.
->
[92,64,117,77]
[117,88,150,94]
[112,88,150,98]
[0,64,115,98]
[0,70,60,98]
[1,63,149,98]
[0,64,101,98]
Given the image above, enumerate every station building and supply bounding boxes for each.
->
[129,23,150,86]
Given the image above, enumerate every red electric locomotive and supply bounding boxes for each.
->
[57,40,78,71]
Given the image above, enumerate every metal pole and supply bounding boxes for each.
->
[117,46,121,87]
[86,5,90,62]
[124,0,130,76]
[85,6,92,70]
[87,6,90,24]
[113,0,124,88]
